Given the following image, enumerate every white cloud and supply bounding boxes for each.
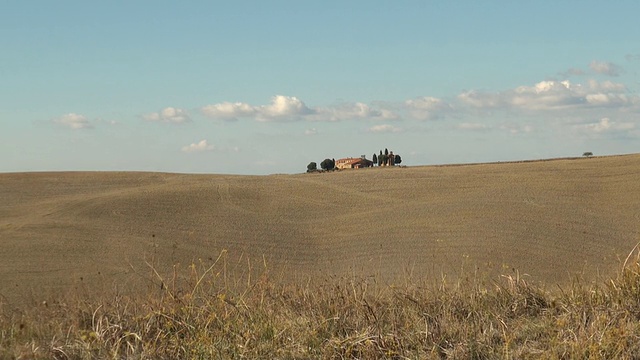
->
[406,96,445,109]
[304,128,318,135]
[53,113,92,129]
[201,95,400,122]
[201,102,255,121]
[405,97,451,120]
[368,124,402,133]
[258,95,313,121]
[181,139,215,153]
[510,80,582,110]
[312,102,399,122]
[457,122,489,131]
[585,93,630,107]
[445,77,640,140]
[143,107,191,124]
[201,95,314,122]
[579,118,635,133]
[456,79,638,112]
[589,61,623,77]
[457,90,504,109]
[587,79,626,92]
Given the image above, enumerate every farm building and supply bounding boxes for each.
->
[335,156,374,169]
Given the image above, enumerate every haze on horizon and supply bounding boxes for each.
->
[2,1,639,175]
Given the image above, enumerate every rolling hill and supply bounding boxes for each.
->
[1,154,639,303]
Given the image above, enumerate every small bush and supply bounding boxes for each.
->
[307,162,317,172]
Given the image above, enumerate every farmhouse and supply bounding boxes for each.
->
[335,156,374,169]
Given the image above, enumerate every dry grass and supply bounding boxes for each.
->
[3,250,640,359]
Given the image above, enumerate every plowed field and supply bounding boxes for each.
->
[2,154,639,303]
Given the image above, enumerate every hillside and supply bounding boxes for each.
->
[1,154,639,303]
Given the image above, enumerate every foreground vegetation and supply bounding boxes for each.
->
[3,251,640,359]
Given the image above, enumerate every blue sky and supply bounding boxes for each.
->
[2,1,639,174]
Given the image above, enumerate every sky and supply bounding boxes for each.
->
[2,1,639,175]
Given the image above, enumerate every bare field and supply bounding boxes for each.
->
[1,154,639,303]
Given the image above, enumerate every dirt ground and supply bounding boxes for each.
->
[1,154,639,304]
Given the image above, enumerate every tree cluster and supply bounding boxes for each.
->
[307,158,335,173]
[373,148,401,167]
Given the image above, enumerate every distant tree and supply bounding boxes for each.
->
[320,158,335,171]
[583,152,593,157]
[394,154,402,165]
[307,162,317,172]
[372,154,378,165]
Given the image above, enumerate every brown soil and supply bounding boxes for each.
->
[1,154,639,303]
